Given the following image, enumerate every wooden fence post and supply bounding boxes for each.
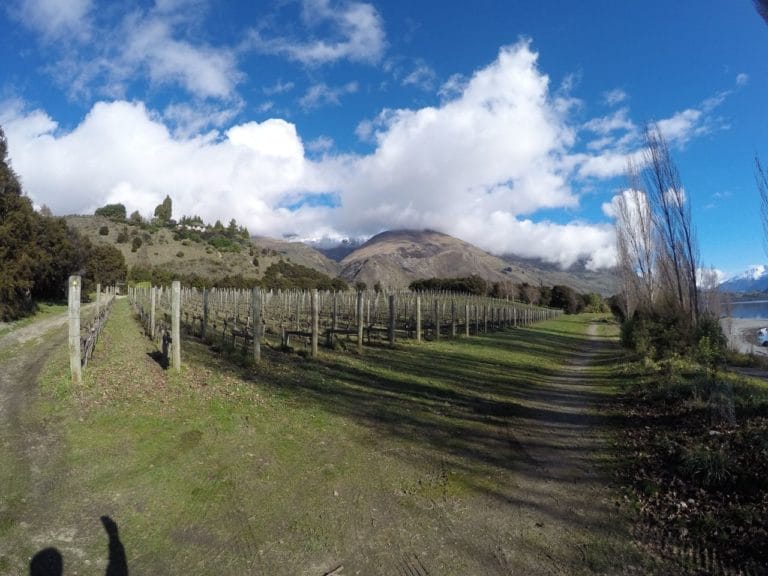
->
[252,287,262,364]
[465,304,470,337]
[201,288,209,341]
[332,292,338,332]
[311,289,319,357]
[150,286,156,340]
[96,282,101,318]
[357,291,364,354]
[451,300,457,337]
[416,295,422,342]
[171,280,181,371]
[388,294,396,345]
[434,299,440,340]
[68,275,82,385]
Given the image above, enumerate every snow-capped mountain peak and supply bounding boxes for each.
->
[720,264,768,292]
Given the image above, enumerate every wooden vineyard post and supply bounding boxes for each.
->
[357,291,364,354]
[311,289,319,357]
[68,275,82,385]
[95,283,101,318]
[252,287,262,364]
[434,299,440,340]
[201,288,209,341]
[451,300,457,337]
[388,294,396,345]
[332,292,338,332]
[171,280,181,371]
[150,286,157,339]
[415,295,422,342]
[465,304,470,337]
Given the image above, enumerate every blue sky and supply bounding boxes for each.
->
[1,0,766,279]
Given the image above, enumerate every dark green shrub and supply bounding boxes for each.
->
[98,225,109,236]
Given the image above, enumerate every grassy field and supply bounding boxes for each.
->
[1,301,646,575]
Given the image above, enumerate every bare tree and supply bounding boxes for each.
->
[642,124,699,325]
[615,160,656,316]
[614,125,700,331]
[757,156,768,257]
[755,0,768,25]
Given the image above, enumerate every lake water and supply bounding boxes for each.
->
[728,300,768,319]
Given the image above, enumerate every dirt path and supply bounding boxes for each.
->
[0,309,87,574]
[482,322,640,575]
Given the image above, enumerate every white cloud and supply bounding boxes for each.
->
[603,88,627,106]
[9,41,731,271]
[248,0,386,66]
[582,108,635,136]
[736,73,749,87]
[1,101,322,237]
[299,82,358,110]
[12,0,93,40]
[13,1,241,101]
[402,62,437,90]
[263,80,295,95]
[121,15,240,99]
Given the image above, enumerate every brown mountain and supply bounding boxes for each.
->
[338,229,617,294]
[67,215,615,294]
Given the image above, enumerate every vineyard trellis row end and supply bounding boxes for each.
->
[68,275,118,383]
[127,282,563,369]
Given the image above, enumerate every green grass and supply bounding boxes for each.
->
[5,304,645,575]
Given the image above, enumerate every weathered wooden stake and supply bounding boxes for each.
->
[451,300,457,337]
[465,304,470,337]
[150,286,157,340]
[171,280,181,371]
[356,291,364,354]
[252,287,262,364]
[415,295,422,342]
[201,288,209,341]
[95,283,101,318]
[332,292,338,332]
[68,275,82,384]
[388,294,396,345]
[434,299,440,340]
[311,289,319,357]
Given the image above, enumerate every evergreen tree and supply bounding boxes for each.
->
[153,195,172,224]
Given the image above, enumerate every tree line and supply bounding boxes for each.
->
[0,127,127,321]
[409,275,607,314]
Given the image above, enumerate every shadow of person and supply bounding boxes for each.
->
[29,547,63,576]
[101,516,128,576]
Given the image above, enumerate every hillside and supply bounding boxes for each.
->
[338,229,616,294]
[65,215,340,282]
[66,217,616,294]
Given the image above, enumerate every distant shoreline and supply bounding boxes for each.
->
[721,317,768,356]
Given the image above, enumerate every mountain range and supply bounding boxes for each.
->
[66,216,617,295]
[719,265,768,293]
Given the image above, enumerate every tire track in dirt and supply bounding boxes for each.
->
[0,310,86,572]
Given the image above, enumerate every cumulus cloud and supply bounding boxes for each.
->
[9,40,735,271]
[248,0,386,66]
[1,101,323,236]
